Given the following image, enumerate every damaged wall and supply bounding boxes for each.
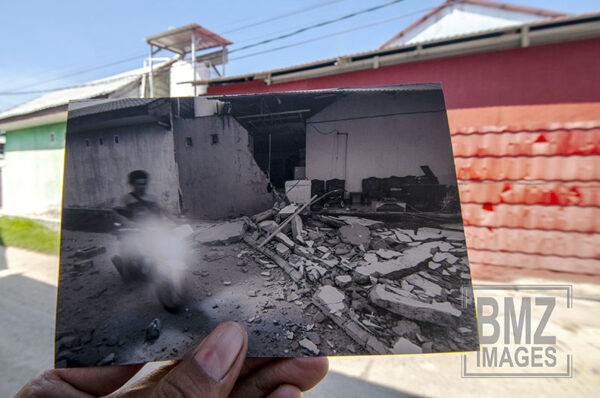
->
[62,123,181,212]
[305,90,457,192]
[173,115,274,219]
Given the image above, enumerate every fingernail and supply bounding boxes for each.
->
[195,322,244,381]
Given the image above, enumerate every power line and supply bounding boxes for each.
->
[230,7,431,61]
[229,0,406,54]
[221,0,347,34]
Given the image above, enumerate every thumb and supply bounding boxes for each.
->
[152,322,248,398]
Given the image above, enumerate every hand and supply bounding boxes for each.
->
[16,322,328,397]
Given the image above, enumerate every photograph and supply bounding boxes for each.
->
[55,85,479,367]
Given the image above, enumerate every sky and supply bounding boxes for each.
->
[0,0,598,112]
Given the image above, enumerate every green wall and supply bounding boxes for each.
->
[2,122,66,217]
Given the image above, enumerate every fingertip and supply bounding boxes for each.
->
[267,384,303,398]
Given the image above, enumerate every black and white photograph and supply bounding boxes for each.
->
[55,85,478,367]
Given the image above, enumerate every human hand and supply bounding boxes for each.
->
[16,322,328,397]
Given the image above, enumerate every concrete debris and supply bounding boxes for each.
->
[316,285,346,315]
[260,271,271,277]
[336,216,385,229]
[339,224,371,246]
[248,290,257,297]
[460,272,471,279]
[354,242,434,280]
[393,230,413,243]
[299,338,320,355]
[307,265,328,281]
[459,327,472,335]
[252,209,274,223]
[286,331,294,340]
[275,243,291,258]
[391,337,423,354]
[335,275,352,288]
[275,232,295,249]
[195,221,245,245]
[405,274,443,296]
[290,216,305,244]
[370,284,461,326]
[433,252,459,264]
[439,229,466,241]
[73,259,94,272]
[428,261,441,270]
[258,220,279,234]
[392,319,421,340]
[375,249,402,260]
[278,204,299,219]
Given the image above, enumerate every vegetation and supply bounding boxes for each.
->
[0,216,60,255]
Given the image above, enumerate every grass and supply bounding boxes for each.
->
[0,216,60,255]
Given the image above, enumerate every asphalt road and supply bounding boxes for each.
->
[1,246,599,397]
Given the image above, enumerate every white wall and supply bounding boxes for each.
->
[306,90,457,193]
[170,59,210,97]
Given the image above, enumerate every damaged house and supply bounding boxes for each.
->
[57,85,476,361]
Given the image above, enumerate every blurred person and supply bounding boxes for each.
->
[16,322,329,397]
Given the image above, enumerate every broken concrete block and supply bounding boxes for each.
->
[392,319,421,339]
[334,245,351,255]
[375,249,402,260]
[145,319,161,342]
[370,284,461,326]
[316,245,330,254]
[414,228,442,241]
[275,243,291,258]
[339,224,370,246]
[433,252,459,264]
[275,232,295,249]
[195,221,245,245]
[247,290,257,297]
[335,275,352,288]
[354,242,435,280]
[337,216,385,229]
[318,258,339,268]
[440,229,466,242]
[293,245,312,259]
[258,220,279,234]
[278,204,299,220]
[299,338,319,355]
[252,209,274,223]
[315,285,346,315]
[306,265,327,281]
[428,261,441,270]
[405,274,443,296]
[290,216,305,244]
[391,338,422,354]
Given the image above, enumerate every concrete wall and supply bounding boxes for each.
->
[2,123,66,217]
[173,115,274,219]
[306,90,457,192]
[62,123,180,212]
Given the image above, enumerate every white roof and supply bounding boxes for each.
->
[0,64,163,121]
[382,0,565,48]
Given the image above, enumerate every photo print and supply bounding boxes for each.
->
[55,85,478,367]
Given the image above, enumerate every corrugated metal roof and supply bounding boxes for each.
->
[0,62,169,122]
[67,98,158,118]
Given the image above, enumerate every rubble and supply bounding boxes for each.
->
[315,285,346,315]
[195,221,246,245]
[335,275,352,288]
[290,216,305,244]
[145,319,161,342]
[299,338,320,355]
[73,246,106,260]
[339,224,370,246]
[278,204,299,219]
[370,284,461,326]
[391,338,422,354]
[433,252,459,264]
[258,220,279,234]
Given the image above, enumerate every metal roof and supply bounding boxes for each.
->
[199,11,600,88]
[144,24,231,55]
[0,61,171,124]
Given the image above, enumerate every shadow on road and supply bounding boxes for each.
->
[307,370,419,398]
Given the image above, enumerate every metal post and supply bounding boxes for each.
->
[191,31,197,96]
[221,46,226,76]
[148,45,154,98]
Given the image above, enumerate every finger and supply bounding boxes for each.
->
[15,369,95,398]
[54,364,143,396]
[111,361,179,396]
[151,322,248,397]
[267,384,302,398]
[231,357,329,398]
[240,358,276,378]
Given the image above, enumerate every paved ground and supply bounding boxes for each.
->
[1,246,599,397]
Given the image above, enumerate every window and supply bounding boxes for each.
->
[210,134,219,145]
[185,137,193,147]
[50,133,55,142]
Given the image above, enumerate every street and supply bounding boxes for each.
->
[1,246,599,397]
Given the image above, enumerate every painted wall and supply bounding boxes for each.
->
[306,90,456,192]
[173,115,274,219]
[62,123,180,212]
[2,123,66,216]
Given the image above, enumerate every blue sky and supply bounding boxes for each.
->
[0,0,597,112]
